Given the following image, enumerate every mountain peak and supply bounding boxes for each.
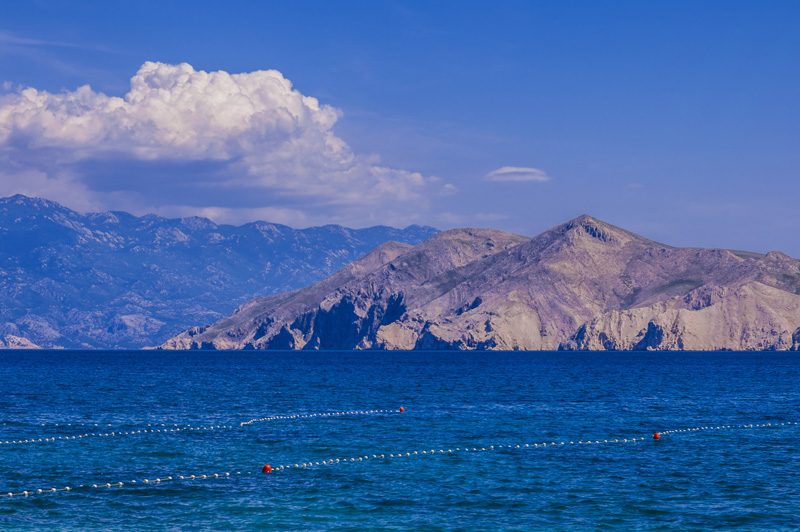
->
[0,194,70,212]
[415,227,530,266]
[547,214,668,249]
[430,227,526,241]
[564,215,623,244]
[570,213,599,224]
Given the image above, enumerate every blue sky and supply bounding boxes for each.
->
[1,1,798,255]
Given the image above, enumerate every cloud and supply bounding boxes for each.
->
[0,61,452,226]
[0,30,115,53]
[484,166,551,182]
[0,31,76,49]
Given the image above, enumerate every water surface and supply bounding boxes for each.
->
[0,350,797,531]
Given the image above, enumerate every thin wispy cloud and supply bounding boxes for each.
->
[0,61,454,227]
[484,166,551,182]
[0,30,114,52]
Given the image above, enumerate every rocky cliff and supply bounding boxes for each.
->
[162,215,800,351]
[0,195,437,349]
[0,335,41,349]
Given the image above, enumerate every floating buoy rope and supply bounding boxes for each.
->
[0,408,402,447]
[1,419,794,499]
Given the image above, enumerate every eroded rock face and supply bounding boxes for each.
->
[162,215,800,352]
[560,283,800,351]
[0,335,41,349]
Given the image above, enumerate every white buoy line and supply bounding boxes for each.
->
[2,419,794,499]
[239,409,399,427]
[0,409,401,447]
[659,421,795,435]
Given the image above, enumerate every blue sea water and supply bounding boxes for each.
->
[0,350,798,531]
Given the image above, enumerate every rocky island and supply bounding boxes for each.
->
[162,215,800,351]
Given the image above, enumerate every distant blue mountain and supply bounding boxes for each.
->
[0,195,438,349]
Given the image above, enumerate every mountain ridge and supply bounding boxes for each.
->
[161,215,800,351]
[0,195,438,349]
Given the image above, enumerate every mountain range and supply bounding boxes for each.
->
[0,195,437,349]
[162,215,800,351]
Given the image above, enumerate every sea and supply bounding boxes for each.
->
[0,350,797,531]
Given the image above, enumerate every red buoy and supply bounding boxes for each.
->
[262,464,272,473]
[399,407,405,412]
[653,432,660,440]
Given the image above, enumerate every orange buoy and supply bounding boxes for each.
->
[399,407,405,412]
[262,464,272,473]
[653,432,660,440]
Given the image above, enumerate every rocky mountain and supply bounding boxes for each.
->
[0,335,41,349]
[0,195,438,349]
[162,215,800,351]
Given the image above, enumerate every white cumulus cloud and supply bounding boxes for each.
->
[484,166,551,182]
[0,61,451,226]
